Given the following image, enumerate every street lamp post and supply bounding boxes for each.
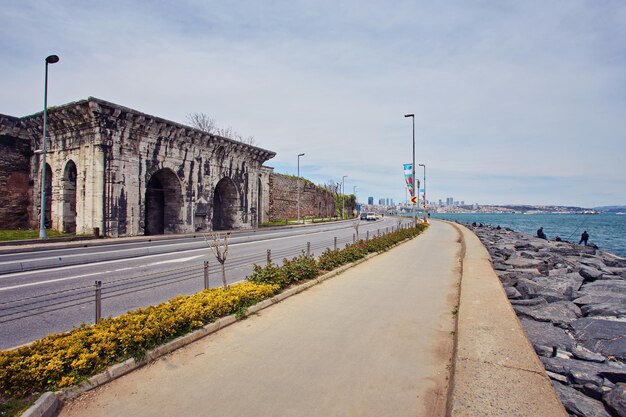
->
[297,153,305,224]
[419,163,426,221]
[341,175,348,219]
[39,54,60,239]
[404,114,416,225]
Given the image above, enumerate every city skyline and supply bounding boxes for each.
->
[1,1,625,207]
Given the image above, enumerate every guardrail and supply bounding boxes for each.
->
[0,226,401,328]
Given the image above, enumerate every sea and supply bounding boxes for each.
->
[429,213,626,259]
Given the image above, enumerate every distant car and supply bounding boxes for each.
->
[366,212,377,221]
[360,212,368,220]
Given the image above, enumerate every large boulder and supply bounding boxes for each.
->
[582,303,626,318]
[541,357,626,388]
[520,317,576,352]
[504,253,546,269]
[580,266,604,281]
[603,384,626,417]
[514,301,582,326]
[572,318,626,361]
[552,381,613,417]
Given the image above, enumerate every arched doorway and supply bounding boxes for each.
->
[43,163,52,228]
[213,177,239,230]
[62,160,77,233]
[145,168,182,235]
[257,177,263,226]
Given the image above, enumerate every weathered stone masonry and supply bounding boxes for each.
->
[0,115,33,229]
[0,97,276,237]
[268,173,336,221]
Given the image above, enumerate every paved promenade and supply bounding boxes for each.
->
[59,220,462,417]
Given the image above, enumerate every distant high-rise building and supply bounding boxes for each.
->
[379,198,385,205]
[386,198,390,206]
[446,197,454,206]
[368,196,374,205]
[390,198,394,206]
[461,201,465,206]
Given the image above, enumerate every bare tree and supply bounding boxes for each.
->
[204,232,230,290]
[353,220,361,240]
[187,112,256,146]
[186,113,217,134]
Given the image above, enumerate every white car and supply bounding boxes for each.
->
[366,212,377,221]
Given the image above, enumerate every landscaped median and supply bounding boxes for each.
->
[0,222,428,415]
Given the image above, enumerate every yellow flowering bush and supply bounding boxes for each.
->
[0,282,278,398]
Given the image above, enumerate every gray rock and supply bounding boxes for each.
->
[552,381,613,417]
[572,318,626,361]
[515,301,582,326]
[505,286,522,299]
[493,262,512,271]
[534,275,585,295]
[541,357,626,387]
[516,278,545,298]
[603,384,626,417]
[582,303,626,319]
[510,297,548,306]
[581,281,626,293]
[573,294,626,307]
[580,257,609,270]
[604,267,626,278]
[580,266,604,281]
[505,253,546,268]
[572,345,608,363]
[520,317,576,351]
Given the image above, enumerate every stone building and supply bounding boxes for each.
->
[0,97,276,237]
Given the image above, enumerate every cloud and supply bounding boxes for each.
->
[1,0,625,206]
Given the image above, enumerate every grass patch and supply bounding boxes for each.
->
[0,229,74,242]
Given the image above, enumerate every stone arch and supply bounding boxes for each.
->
[213,177,239,231]
[257,176,263,226]
[145,168,182,235]
[43,163,53,228]
[62,160,77,233]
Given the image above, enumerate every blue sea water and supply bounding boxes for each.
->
[430,213,626,258]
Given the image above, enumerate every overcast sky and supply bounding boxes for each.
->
[1,1,625,207]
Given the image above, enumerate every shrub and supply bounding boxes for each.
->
[0,282,279,398]
[281,253,319,283]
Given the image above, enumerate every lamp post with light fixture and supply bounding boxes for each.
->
[39,54,60,239]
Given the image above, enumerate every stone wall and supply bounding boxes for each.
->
[0,115,33,229]
[268,173,335,221]
[0,97,276,237]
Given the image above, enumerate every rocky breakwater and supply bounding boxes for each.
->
[468,224,626,417]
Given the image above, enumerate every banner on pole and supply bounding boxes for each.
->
[403,163,414,196]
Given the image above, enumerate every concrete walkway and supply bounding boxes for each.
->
[59,220,462,417]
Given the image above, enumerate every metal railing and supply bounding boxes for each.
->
[0,224,409,328]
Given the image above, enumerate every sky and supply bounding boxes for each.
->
[1,1,625,207]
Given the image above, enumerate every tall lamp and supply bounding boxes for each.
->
[39,54,60,239]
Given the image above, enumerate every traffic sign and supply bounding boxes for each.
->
[410,196,418,204]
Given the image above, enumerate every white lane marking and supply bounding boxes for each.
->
[0,219,400,290]
[147,255,204,266]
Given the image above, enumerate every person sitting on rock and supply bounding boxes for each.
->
[555,235,562,241]
[537,227,547,239]
[579,230,589,246]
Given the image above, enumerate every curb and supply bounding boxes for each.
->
[21,232,416,417]
[446,222,568,416]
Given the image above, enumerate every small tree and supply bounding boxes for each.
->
[204,232,230,290]
[353,220,361,240]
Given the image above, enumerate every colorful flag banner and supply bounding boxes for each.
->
[403,163,414,196]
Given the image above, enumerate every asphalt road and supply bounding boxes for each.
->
[0,217,408,350]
